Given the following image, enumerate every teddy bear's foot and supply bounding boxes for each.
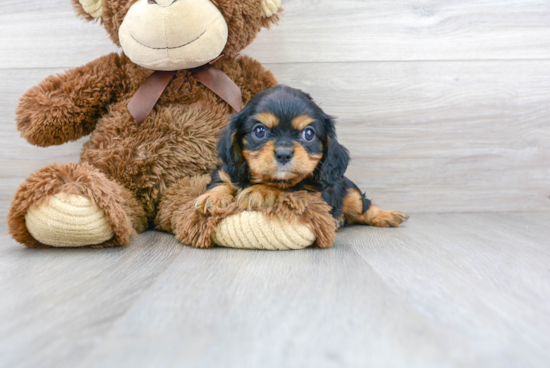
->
[8,162,147,248]
[157,176,337,250]
[212,211,316,250]
[25,193,114,247]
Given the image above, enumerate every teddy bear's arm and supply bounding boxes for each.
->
[15,53,125,147]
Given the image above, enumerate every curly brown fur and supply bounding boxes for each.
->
[156,175,335,249]
[7,163,147,248]
[194,181,237,215]
[235,184,283,211]
[15,53,125,147]
[11,0,280,247]
[156,174,227,248]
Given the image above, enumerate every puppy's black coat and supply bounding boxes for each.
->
[200,85,407,228]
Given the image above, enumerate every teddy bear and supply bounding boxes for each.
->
[7,0,337,250]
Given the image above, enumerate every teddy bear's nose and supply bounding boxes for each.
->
[147,0,176,7]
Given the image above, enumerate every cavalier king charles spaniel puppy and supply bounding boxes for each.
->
[194,85,408,228]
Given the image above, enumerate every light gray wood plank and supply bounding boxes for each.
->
[76,236,456,368]
[246,0,550,63]
[346,213,550,367]
[0,0,118,70]
[49,213,550,368]
[2,215,549,367]
[2,61,549,216]
[0,231,183,368]
[2,0,550,69]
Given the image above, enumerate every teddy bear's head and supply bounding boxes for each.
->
[74,0,281,71]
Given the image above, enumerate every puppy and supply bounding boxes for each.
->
[194,85,408,228]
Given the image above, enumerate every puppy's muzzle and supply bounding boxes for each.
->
[275,148,294,165]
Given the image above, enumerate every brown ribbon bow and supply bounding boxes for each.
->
[128,64,243,126]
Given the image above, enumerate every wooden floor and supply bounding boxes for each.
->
[1,213,549,368]
[1,1,549,367]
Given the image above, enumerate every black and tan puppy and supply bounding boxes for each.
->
[194,85,408,228]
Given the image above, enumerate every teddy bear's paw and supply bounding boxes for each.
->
[235,185,281,211]
[212,212,316,250]
[194,192,234,215]
[79,0,102,19]
[261,0,281,18]
[25,193,114,247]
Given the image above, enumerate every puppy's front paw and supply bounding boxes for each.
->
[194,192,234,215]
[236,185,281,211]
[368,207,408,228]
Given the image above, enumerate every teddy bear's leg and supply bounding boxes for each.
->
[156,176,336,250]
[155,174,217,249]
[7,163,147,248]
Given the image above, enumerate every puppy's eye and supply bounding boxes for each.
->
[302,127,316,142]
[252,124,267,140]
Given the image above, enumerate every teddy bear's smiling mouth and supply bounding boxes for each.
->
[131,30,206,50]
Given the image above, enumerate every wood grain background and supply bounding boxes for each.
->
[1,0,550,219]
[2,213,550,367]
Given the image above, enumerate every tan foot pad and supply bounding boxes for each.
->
[212,211,316,250]
[261,0,281,17]
[25,193,114,247]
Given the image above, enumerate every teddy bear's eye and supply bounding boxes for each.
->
[252,124,267,140]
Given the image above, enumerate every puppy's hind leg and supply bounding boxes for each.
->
[341,178,408,228]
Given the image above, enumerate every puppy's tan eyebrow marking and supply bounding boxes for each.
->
[292,115,315,131]
[254,112,279,128]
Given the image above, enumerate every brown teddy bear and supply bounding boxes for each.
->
[7,0,337,250]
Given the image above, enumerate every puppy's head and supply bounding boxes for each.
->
[218,85,350,188]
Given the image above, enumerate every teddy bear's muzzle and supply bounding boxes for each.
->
[118,0,228,71]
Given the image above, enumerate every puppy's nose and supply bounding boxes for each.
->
[275,148,293,165]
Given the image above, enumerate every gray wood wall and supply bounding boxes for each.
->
[1,0,550,219]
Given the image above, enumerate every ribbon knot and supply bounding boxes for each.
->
[128,64,243,126]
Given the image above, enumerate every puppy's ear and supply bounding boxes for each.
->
[217,126,242,182]
[318,113,350,187]
[217,106,250,182]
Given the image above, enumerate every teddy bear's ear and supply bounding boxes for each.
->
[74,0,103,20]
[260,0,282,27]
